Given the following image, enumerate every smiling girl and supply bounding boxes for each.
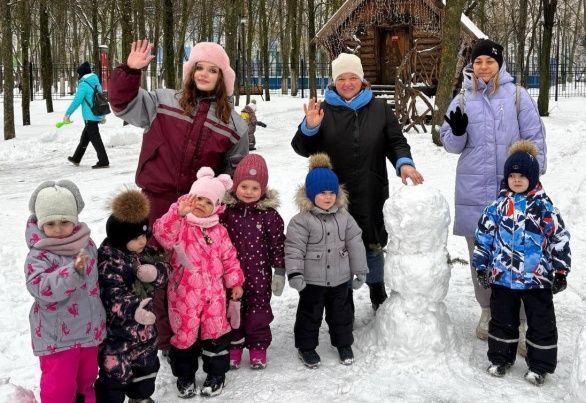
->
[153,167,244,398]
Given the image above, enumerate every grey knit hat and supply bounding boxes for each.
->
[29,180,85,228]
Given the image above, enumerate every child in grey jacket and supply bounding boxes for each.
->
[24,179,106,403]
[285,153,368,368]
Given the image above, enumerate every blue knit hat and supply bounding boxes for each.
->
[305,154,339,202]
[504,140,540,192]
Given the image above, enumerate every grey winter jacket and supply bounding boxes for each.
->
[24,216,106,356]
[285,188,368,287]
[440,63,546,236]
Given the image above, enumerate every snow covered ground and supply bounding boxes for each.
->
[0,94,585,402]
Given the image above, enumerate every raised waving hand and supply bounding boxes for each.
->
[303,97,325,128]
[127,39,155,70]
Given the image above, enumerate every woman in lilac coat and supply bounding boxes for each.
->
[440,39,546,341]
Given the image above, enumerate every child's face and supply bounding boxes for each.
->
[235,179,262,204]
[314,191,337,210]
[127,234,147,253]
[192,196,215,218]
[508,173,530,193]
[42,220,75,238]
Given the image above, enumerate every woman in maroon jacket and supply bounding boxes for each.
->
[108,39,248,352]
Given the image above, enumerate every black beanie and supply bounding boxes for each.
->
[503,141,540,192]
[77,61,91,79]
[471,39,504,69]
[106,189,151,252]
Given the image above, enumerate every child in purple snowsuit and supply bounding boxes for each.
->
[220,154,286,369]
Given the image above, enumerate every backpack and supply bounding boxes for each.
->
[459,83,521,114]
[83,81,111,116]
[240,111,250,123]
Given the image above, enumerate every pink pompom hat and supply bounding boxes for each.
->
[189,167,233,209]
[182,42,236,96]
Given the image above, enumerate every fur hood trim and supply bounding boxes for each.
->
[223,188,280,210]
[294,184,349,213]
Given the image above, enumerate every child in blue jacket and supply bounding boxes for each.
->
[473,140,571,386]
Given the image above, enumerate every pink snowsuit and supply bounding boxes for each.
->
[153,202,244,349]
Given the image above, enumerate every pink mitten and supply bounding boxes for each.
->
[137,264,157,283]
[227,300,241,329]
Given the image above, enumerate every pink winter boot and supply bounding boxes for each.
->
[249,349,267,370]
[230,348,243,369]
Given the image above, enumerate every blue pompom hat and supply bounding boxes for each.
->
[503,140,540,192]
[305,154,340,202]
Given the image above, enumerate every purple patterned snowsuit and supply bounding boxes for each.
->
[220,189,285,351]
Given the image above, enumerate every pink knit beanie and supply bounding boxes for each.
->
[189,167,233,208]
[182,42,236,96]
[233,154,269,195]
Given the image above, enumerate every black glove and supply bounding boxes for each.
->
[444,106,468,136]
[477,269,491,289]
[257,121,267,128]
[552,274,567,294]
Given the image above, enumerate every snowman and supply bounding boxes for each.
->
[361,185,455,359]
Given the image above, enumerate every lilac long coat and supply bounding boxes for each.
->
[220,189,285,351]
[440,63,547,236]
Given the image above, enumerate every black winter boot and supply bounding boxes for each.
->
[368,282,388,311]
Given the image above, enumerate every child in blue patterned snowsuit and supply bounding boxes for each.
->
[473,140,571,386]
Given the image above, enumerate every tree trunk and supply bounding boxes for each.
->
[20,0,31,126]
[150,0,162,90]
[176,0,196,85]
[136,0,147,88]
[39,0,53,113]
[515,0,528,85]
[307,0,317,99]
[537,0,557,116]
[289,0,300,96]
[2,0,16,139]
[119,0,133,66]
[259,0,270,101]
[279,0,290,94]
[431,0,467,145]
[163,0,176,89]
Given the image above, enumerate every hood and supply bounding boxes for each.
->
[223,188,280,210]
[462,61,514,91]
[294,185,349,214]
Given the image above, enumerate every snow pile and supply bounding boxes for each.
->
[0,378,37,403]
[362,185,454,359]
[570,327,586,398]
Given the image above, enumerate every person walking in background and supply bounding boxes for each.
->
[292,53,423,312]
[240,99,267,150]
[66,61,110,169]
[441,39,546,345]
[153,167,244,398]
[95,189,169,403]
[473,140,570,386]
[108,39,248,353]
[24,179,106,403]
[220,154,286,370]
[285,153,368,369]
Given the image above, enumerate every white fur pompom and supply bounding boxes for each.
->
[217,174,233,191]
[197,166,215,179]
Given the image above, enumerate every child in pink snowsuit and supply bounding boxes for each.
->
[153,167,244,398]
[220,154,286,370]
[24,179,106,403]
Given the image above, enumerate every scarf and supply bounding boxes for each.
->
[33,223,91,256]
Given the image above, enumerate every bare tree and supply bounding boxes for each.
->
[20,0,31,126]
[307,0,317,98]
[537,0,558,115]
[163,0,176,88]
[2,0,15,139]
[259,0,271,100]
[431,0,468,145]
[39,0,54,113]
